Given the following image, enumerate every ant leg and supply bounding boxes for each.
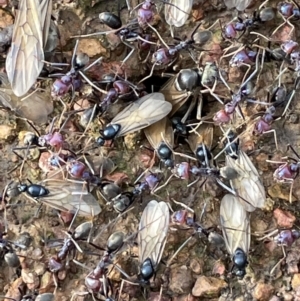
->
[187,177,204,188]
[12,148,28,178]
[169,25,174,38]
[153,174,175,193]
[134,168,150,184]
[75,105,98,143]
[270,245,286,276]
[83,56,103,72]
[41,60,69,69]
[138,62,157,84]
[201,80,224,105]
[120,41,136,66]
[147,23,170,49]
[250,31,271,42]
[282,88,296,117]
[181,95,196,123]
[206,19,220,31]
[52,273,59,295]
[129,1,144,16]
[70,292,89,301]
[217,66,231,91]
[172,150,198,161]
[79,71,108,94]
[199,198,208,221]
[118,278,140,301]
[215,178,237,195]
[196,93,204,120]
[289,179,295,203]
[125,0,132,11]
[70,40,79,67]
[171,198,194,212]
[272,15,295,38]
[258,0,269,10]
[166,198,205,267]
[239,63,251,87]
[221,44,245,59]
[262,129,278,150]
[57,97,69,128]
[254,48,265,85]
[287,144,300,159]
[266,160,288,164]
[213,132,240,161]
[9,140,38,178]
[166,236,193,267]
[256,229,279,241]
[73,259,93,271]
[187,117,215,135]
[24,119,41,136]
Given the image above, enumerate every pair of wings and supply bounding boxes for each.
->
[226,150,266,212]
[164,0,193,28]
[223,0,253,11]
[220,194,250,258]
[6,0,52,97]
[138,200,169,268]
[24,179,101,217]
[109,93,172,137]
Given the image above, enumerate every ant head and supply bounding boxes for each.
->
[96,136,106,146]
[164,158,174,168]
[140,258,154,282]
[176,69,201,92]
[158,143,172,160]
[132,188,140,196]
[74,53,89,70]
[22,132,39,146]
[106,231,124,253]
[17,183,28,193]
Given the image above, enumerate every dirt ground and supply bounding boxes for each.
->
[2,0,300,300]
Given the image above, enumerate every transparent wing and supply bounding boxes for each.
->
[26,179,101,217]
[144,117,174,151]
[138,200,169,268]
[15,91,53,124]
[223,0,238,8]
[0,86,53,124]
[226,151,266,212]
[6,0,44,97]
[39,0,52,45]
[110,93,172,137]
[0,72,9,85]
[220,194,250,257]
[84,155,115,177]
[0,88,14,111]
[223,0,253,11]
[44,19,59,53]
[160,76,191,116]
[164,0,193,27]
[187,124,213,155]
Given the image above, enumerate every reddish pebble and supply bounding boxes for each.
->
[273,208,296,228]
